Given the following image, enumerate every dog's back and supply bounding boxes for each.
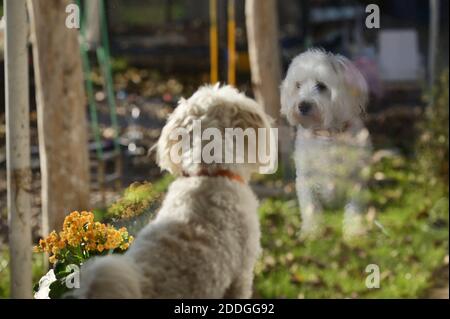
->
[75,176,261,299]
[127,176,261,298]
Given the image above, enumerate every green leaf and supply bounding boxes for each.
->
[48,278,70,299]
[33,281,40,293]
[53,262,66,279]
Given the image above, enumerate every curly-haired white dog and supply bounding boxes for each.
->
[281,49,371,239]
[73,85,272,298]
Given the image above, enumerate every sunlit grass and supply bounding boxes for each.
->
[254,158,448,298]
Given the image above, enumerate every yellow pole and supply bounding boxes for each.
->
[209,0,219,83]
[227,0,236,86]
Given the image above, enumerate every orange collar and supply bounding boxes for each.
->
[182,169,245,184]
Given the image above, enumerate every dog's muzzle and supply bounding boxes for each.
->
[298,102,313,115]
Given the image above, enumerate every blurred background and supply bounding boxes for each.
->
[0,0,448,298]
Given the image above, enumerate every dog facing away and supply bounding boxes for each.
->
[73,85,272,298]
[281,49,372,239]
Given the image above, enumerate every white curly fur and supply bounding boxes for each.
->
[281,48,368,130]
[281,49,371,239]
[73,85,271,298]
[157,84,273,178]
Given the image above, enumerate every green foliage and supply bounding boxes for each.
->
[0,248,46,298]
[417,70,449,189]
[106,182,160,221]
[151,173,176,193]
[110,57,129,74]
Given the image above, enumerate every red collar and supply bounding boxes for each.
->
[182,169,245,184]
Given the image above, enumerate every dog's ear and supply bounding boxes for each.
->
[280,54,305,126]
[156,99,188,175]
[280,79,290,119]
[331,55,369,116]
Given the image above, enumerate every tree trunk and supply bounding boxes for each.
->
[245,0,282,123]
[27,0,90,234]
[4,0,33,298]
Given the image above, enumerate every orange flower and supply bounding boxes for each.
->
[34,211,134,263]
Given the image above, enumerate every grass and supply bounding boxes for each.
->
[101,155,448,298]
[254,156,448,298]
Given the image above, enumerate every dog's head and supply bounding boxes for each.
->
[156,84,274,179]
[280,49,368,131]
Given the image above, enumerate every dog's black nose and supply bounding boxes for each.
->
[298,102,313,115]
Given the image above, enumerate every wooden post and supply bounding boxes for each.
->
[245,0,281,122]
[4,0,33,298]
[246,0,295,178]
[27,0,90,234]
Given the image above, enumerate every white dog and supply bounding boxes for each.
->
[281,49,371,239]
[73,85,272,298]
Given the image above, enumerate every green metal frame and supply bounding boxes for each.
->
[78,0,120,160]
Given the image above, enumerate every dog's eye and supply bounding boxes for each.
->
[295,82,301,89]
[316,82,327,92]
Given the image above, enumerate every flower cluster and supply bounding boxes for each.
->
[34,211,133,263]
